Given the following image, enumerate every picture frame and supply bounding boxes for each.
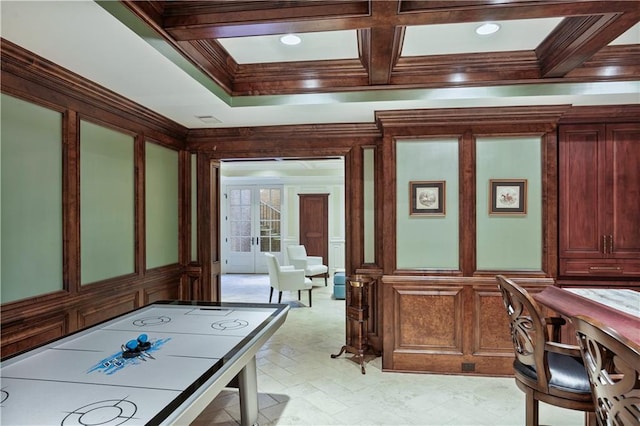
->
[489,179,527,215]
[410,181,445,216]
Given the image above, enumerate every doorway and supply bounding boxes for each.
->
[225,185,283,273]
[220,158,346,281]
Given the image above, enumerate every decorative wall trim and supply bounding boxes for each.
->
[0,39,188,143]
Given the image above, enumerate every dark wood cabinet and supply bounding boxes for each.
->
[559,123,640,277]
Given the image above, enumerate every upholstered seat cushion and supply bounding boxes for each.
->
[514,352,592,394]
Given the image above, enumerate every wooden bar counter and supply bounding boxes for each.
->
[533,286,640,346]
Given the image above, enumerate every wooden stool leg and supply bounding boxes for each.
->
[525,391,539,426]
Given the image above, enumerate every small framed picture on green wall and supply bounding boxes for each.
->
[489,179,527,215]
[410,181,446,216]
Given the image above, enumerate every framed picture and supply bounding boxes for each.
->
[489,179,527,215]
[410,181,445,216]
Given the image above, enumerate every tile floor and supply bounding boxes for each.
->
[191,274,585,426]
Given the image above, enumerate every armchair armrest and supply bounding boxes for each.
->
[306,256,324,266]
[545,341,583,357]
[289,258,308,270]
[280,265,295,271]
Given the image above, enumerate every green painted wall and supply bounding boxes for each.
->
[1,94,63,303]
[476,136,542,270]
[80,121,135,284]
[145,142,179,268]
[396,139,460,269]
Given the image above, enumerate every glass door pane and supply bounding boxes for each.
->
[259,188,281,253]
[229,188,252,253]
[225,185,282,273]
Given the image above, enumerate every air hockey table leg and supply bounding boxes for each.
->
[238,355,259,426]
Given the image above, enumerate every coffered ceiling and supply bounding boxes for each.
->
[1,1,639,128]
[126,0,639,94]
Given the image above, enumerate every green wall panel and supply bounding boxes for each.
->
[145,142,179,268]
[80,121,135,284]
[476,136,542,270]
[396,139,459,269]
[1,94,63,303]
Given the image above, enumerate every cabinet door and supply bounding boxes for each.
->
[607,123,640,259]
[559,124,607,258]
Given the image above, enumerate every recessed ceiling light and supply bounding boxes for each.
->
[475,23,501,36]
[280,34,301,46]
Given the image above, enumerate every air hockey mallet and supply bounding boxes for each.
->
[121,334,154,360]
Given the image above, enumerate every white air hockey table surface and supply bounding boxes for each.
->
[1,300,289,425]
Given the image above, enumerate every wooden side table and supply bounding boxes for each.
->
[331,275,376,374]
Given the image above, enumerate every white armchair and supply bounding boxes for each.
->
[287,245,329,286]
[265,253,313,307]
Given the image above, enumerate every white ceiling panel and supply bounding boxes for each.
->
[218,30,359,64]
[402,18,564,56]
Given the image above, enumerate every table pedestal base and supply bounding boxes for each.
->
[332,275,377,374]
[331,345,375,374]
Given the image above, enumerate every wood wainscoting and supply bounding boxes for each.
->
[381,275,554,376]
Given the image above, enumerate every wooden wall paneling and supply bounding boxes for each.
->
[210,160,221,302]
[136,134,146,277]
[1,313,68,356]
[459,131,476,276]
[380,134,397,274]
[195,153,212,301]
[382,276,555,376]
[472,284,513,356]
[178,149,195,299]
[542,131,558,277]
[65,109,80,295]
[178,150,191,268]
[76,293,139,330]
[1,43,189,357]
[345,147,360,273]
[144,279,181,304]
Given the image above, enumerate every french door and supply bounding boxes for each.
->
[225,185,282,273]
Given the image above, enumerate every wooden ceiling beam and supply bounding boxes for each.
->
[162,1,370,40]
[537,11,640,77]
[396,1,640,25]
[161,0,640,40]
[361,1,403,85]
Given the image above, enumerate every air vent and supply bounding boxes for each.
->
[195,115,221,124]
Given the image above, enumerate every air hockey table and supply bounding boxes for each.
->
[0,300,289,426]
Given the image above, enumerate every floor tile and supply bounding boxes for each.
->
[191,274,586,425]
